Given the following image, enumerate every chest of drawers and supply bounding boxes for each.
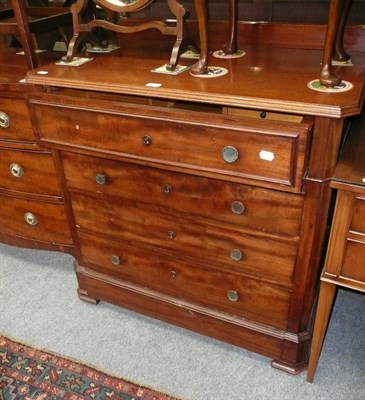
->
[26,41,365,373]
[0,65,72,251]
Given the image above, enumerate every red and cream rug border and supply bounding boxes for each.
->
[0,333,185,400]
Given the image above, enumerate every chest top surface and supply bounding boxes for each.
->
[25,40,365,118]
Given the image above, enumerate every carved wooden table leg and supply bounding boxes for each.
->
[319,0,350,87]
[191,0,208,75]
[221,0,238,55]
[166,0,197,70]
[192,0,238,74]
[333,0,352,62]
[63,0,95,61]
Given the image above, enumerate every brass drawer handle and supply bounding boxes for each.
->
[110,255,121,266]
[164,184,173,193]
[230,248,243,261]
[142,135,152,146]
[222,146,239,163]
[227,290,239,302]
[9,163,24,178]
[0,111,9,128]
[231,201,245,215]
[24,212,38,226]
[95,173,107,185]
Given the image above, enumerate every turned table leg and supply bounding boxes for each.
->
[320,0,352,87]
[333,0,353,62]
[221,0,238,55]
[192,0,239,74]
[191,0,209,75]
[306,280,337,383]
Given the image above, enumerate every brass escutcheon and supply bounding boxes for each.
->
[167,231,176,240]
[142,135,152,145]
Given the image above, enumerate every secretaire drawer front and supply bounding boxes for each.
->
[78,232,290,329]
[62,153,304,236]
[0,98,34,143]
[0,149,61,195]
[30,99,311,190]
[0,195,72,244]
[71,193,297,285]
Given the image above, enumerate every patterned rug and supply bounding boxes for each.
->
[0,334,183,400]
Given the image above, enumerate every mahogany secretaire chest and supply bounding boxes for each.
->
[25,31,365,373]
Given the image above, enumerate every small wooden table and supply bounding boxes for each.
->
[307,111,365,382]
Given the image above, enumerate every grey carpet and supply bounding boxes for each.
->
[0,242,364,400]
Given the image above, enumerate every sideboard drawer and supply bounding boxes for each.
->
[30,96,311,191]
[0,148,61,195]
[62,152,304,237]
[0,98,34,143]
[0,194,72,245]
[78,231,291,329]
[341,239,365,283]
[71,193,297,285]
[349,196,365,234]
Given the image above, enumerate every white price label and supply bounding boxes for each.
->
[259,150,275,162]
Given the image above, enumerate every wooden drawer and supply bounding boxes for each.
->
[29,96,312,191]
[62,152,304,237]
[0,98,35,143]
[0,194,72,245]
[78,231,291,330]
[0,148,61,196]
[349,196,365,234]
[341,239,365,283]
[71,193,298,285]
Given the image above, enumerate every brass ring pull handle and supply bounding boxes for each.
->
[95,173,107,185]
[0,111,9,128]
[222,146,239,163]
[142,135,152,146]
[230,248,243,261]
[110,255,121,266]
[227,290,239,302]
[24,212,38,226]
[9,163,24,178]
[231,201,245,215]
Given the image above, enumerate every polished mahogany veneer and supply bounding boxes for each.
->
[24,28,365,373]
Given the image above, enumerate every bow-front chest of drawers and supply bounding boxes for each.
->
[0,54,72,252]
[26,43,365,372]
